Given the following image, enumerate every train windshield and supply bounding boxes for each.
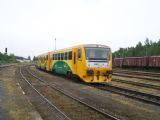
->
[85,47,110,60]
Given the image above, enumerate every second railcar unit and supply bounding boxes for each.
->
[36,44,112,83]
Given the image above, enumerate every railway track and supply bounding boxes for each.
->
[23,67,120,120]
[28,66,160,107]
[113,69,160,81]
[93,83,160,106]
[113,69,160,77]
[20,67,71,120]
[113,72,160,82]
[112,79,160,90]
[27,66,160,106]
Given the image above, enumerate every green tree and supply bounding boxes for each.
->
[113,38,160,58]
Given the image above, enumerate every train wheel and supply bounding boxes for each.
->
[52,69,56,74]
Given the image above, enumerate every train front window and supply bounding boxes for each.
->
[85,48,110,60]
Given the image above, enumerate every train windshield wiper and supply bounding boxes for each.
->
[88,58,108,61]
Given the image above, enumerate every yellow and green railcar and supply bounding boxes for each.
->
[35,53,48,70]
[36,44,112,83]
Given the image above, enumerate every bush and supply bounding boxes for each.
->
[0,53,18,65]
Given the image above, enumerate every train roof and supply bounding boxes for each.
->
[51,44,110,52]
[80,44,110,48]
[37,44,111,57]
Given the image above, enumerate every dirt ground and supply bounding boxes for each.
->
[0,66,42,120]
[1,65,160,120]
[30,66,160,120]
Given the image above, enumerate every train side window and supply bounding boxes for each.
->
[65,52,68,60]
[63,53,65,60]
[55,54,57,60]
[78,49,81,59]
[58,53,61,60]
[57,54,58,60]
[52,54,54,60]
[61,53,64,60]
[57,53,59,60]
[68,51,72,60]
[54,54,56,60]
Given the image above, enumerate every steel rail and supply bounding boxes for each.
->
[113,73,160,82]
[96,83,160,106]
[113,70,160,78]
[113,69,160,76]
[112,79,160,90]
[20,68,71,120]
[26,68,120,120]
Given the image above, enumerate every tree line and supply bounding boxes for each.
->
[113,38,160,58]
[0,52,18,65]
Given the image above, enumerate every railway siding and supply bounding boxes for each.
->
[113,69,160,76]
[113,75,160,86]
[102,83,160,106]
[112,69,160,97]
[29,66,160,120]
[113,79,160,90]
[113,69,160,81]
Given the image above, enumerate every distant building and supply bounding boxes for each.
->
[16,56,31,63]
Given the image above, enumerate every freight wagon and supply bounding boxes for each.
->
[113,58,123,67]
[149,56,160,68]
[113,56,160,68]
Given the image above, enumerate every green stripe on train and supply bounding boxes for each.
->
[52,61,71,75]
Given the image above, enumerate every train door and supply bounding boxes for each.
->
[46,52,51,71]
[72,48,83,77]
[76,48,83,77]
[72,48,77,74]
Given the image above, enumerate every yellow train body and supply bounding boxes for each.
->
[36,44,112,83]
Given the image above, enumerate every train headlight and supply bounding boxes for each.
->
[87,70,94,76]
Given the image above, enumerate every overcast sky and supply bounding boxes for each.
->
[0,0,160,58]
